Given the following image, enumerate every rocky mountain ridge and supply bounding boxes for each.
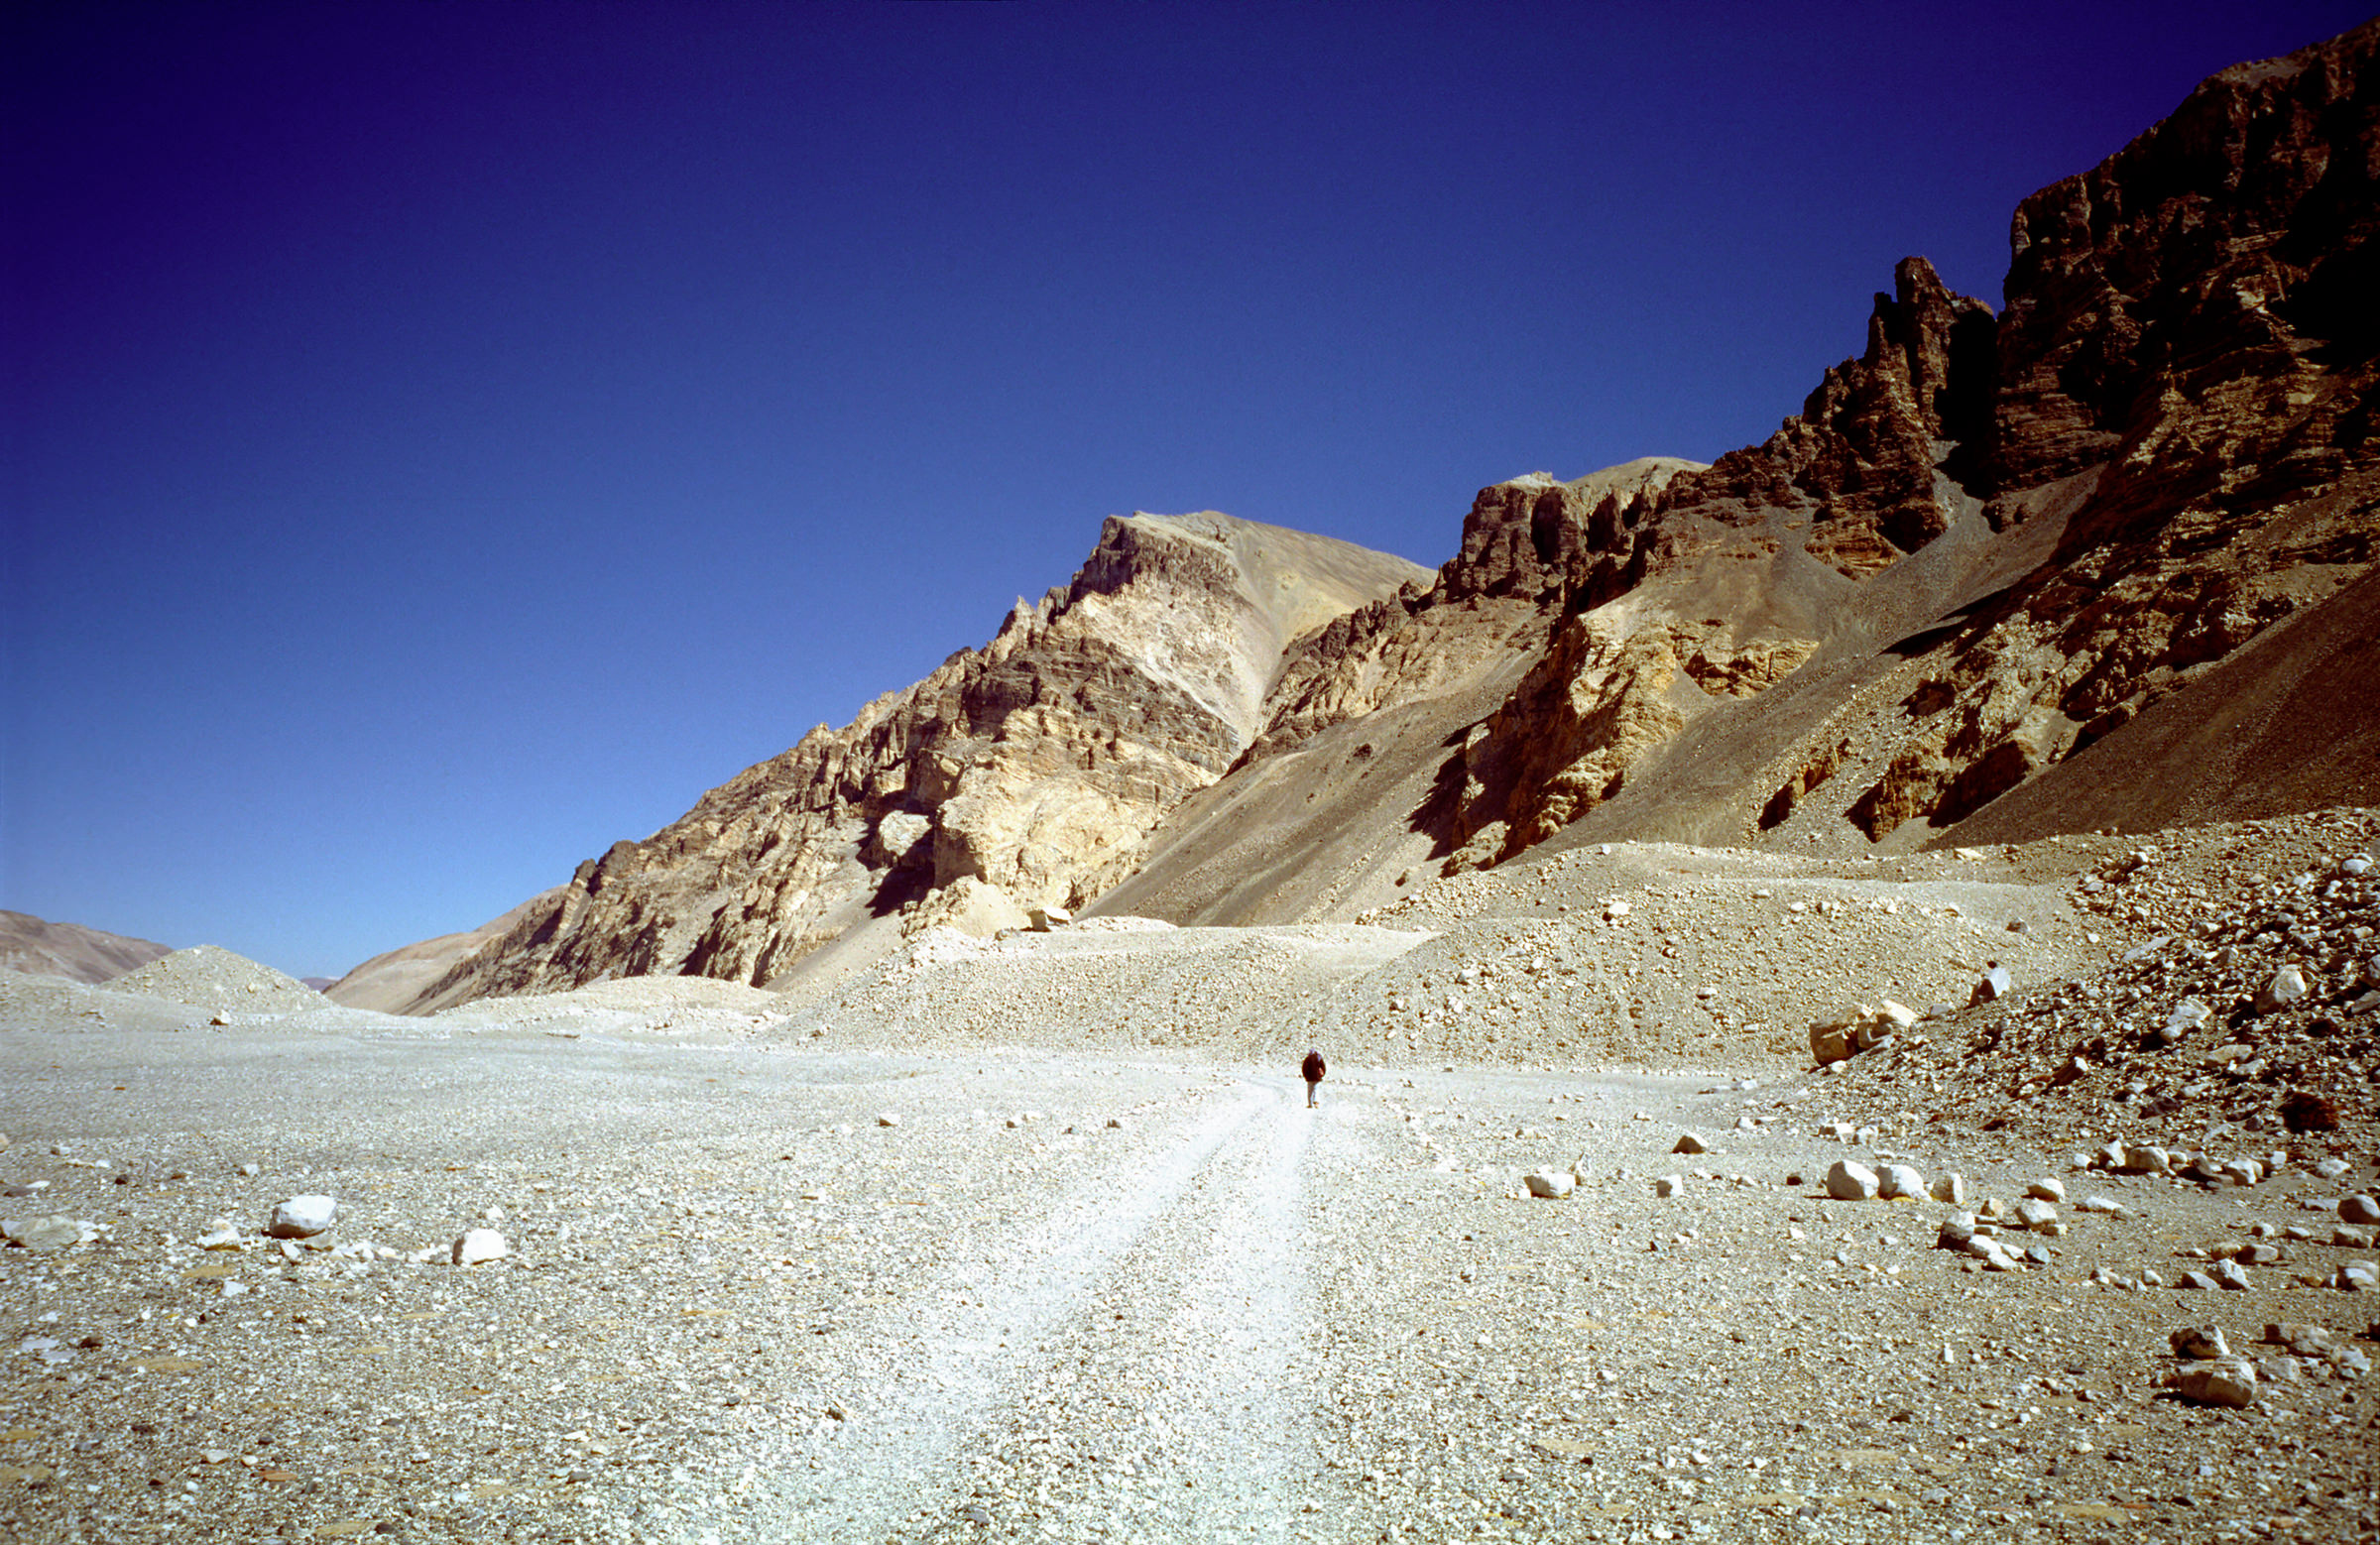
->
[373,514,1426,1012]
[363,20,2379,1011]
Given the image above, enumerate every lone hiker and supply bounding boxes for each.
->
[1301,1047,1326,1108]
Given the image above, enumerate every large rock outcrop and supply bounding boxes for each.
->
[396,514,1425,1010]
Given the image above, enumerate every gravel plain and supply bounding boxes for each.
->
[3,815,2376,1545]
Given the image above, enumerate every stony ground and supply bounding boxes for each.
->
[3,809,2375,1545]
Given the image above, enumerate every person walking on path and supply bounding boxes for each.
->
[1300,1048,1326,1108]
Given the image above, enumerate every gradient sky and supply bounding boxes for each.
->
[5,1,2369,981]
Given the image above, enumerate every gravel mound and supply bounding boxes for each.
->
[101,945,323,1013]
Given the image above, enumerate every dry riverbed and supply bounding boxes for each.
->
[3,1015,2374,1545]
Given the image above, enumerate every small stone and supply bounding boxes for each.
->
[2177,1270,2220,1290]
[1877,1164,1926,1201]
[0,1217,86,1253]
[876,1113,900,1129]
[2014,1199,2060,1231]
[2171,1325,2229,1359]
[2316,1159,2352,1180]
[1826,1160,1880,1201]
[2236,1243,2285,1265]
[2214,1259,2253,1291]
[450,1229,508,1266]
[2336,1261,2379,1292]
[2025,1178,2066,1203]
[1524,1171,1576,1200]
[1937,1213,1977,1250]
[265,1196,337,1240]
[2255,964,2310,1012]
[1655,1175,1685,1199]
[2076,1195,2129,1216]
[2333,1226,2377,1248]
[2340,1196,2380,1227]
[237,1162,260,1177]
[2173,1361,2256,1408]
[1672,1132,1708,1154]
[1968,966,2013,1007]
[2116,1144,2173,1175]
[1931,1173,1967,1206]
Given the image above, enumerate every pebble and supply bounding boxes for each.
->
[2340,1195,2380,1226]
[1672,1132,1708,1154]
[1523,1170,1575,1199]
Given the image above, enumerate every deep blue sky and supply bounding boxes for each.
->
[4,2,2367,980]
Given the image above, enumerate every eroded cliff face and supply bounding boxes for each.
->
[402,514,1425,1010]
[1424,20,2379,869]
[1833,19,2380,842]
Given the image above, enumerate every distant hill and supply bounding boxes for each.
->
[0,910,173,985]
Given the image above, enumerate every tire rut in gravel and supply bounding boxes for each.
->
[678,1079,1315,1543]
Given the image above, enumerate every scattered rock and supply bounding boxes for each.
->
[265,1196,337,1239]
[2340,1195,2380,1227]
[1826,1160,1880,1201]
[1,1216,92,1252]
[2255,964,2310,1012]
[2172,1361,2257,1408]
[1968,966,2013,1007]
[1672,1132,1708,1154]
[1876,1164,1926,1201]
[450,1230,508,1266]
[1523,1170,1576,1200]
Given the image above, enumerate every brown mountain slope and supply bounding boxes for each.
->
[394,514,1427,1011]
[1105,19,2377,920]
[322,887,565,1012]
[0,910,172,985]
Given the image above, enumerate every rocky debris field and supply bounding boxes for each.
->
[1820,807,2380,1160]
[3,806,2376,1544]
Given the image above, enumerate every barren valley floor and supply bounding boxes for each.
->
[3,1019,2374,1544]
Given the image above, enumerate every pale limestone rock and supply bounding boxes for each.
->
[451,1229,508,1266]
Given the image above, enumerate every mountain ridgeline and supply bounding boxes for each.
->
[340,21,2380,1013]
